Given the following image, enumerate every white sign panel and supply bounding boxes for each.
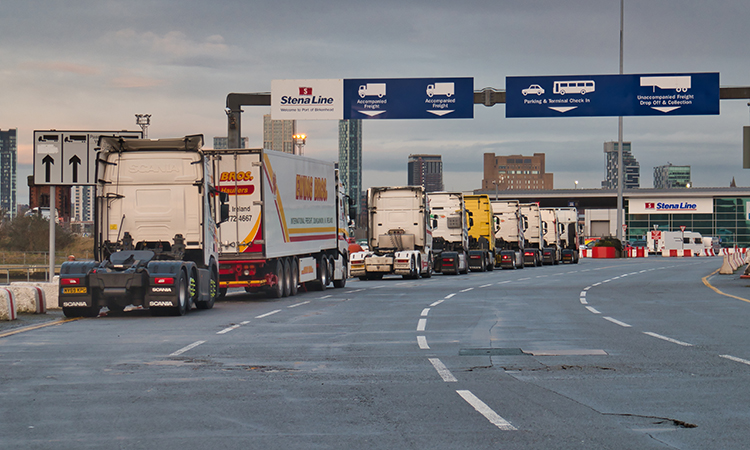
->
[629,198,713,215]
[33,130,142,186]
[271,79,343,120]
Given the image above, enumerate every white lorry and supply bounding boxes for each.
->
[555,207,580,263]
[492,200,525,269]
[519,203,543,267]
[59,135,227,317]
[350,186,433,279]
[540,208,562,265]
[207,148,351,297]
[429,191,469,275]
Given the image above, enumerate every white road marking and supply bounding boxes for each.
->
[585,306,601,314]
[518,277,531,281]
[240,320,250,325]
[643,332,693,347]
[430,299,445,307]
[603,316,632,328]
[592,282,602,286]
[456,390,517,431]
[497,280,512,285]
[580,297,588,305]
[288,301,310,308]
[217,325,241,335]
[720,354,750,366]
[429,358,457,382]
[460,287,474,293]
[169,340,206,357]
[320,295,333,299]
[445,293,456,299]
[580,291,587,297]
[417,336,430,349]
[421,308,430,317]
[583,286,591,291]
[255,310,281,319]
[479,284,493,288]
[417,318,427,331]
[347,289,364,293]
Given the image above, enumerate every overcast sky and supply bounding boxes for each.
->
[2,0,750,203]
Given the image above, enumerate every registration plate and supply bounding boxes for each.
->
[62,287,87,294]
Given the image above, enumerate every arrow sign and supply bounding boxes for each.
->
[42,155,54,183]
[68,155,81,183]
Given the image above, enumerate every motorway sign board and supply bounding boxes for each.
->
[33,130,142,186]
[506,72,719,118]
[343,77,474,119]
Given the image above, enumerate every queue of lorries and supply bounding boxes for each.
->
[349,185,580,280]
[55,136,577,318]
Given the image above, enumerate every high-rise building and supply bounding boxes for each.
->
[71,185,94,234]
[0,129,17,219]
[653,163,691,189]
[338,119,362,218]
[263,114,296,153]
[408,154,443,193]
[602,141,640,189]
[482,153,553,191]
[212,136,249,149]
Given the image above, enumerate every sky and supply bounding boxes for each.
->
[2,0,750,204]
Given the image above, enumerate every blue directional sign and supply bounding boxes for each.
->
[506,72,719,118]
[343,77,473,120]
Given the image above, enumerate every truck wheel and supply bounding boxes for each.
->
[268,260,284,298]
[281,258,291,298]
[172,270,189,316]
[460,253,469,274]
[333,257,347,288]
[422,255,433,278]
[487,255,494,271]
[403,257,417,280]
[313,256,328,291]
[196,265,218,310]
[290,257,299,295]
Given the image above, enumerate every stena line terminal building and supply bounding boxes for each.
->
[476,187,750,247]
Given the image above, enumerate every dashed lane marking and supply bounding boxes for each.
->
[457,390,517,431]
[170,340,206,357]
[429,358,457,382]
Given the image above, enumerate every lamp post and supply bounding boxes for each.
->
[293,133,306,155]
[135,114,151,138]
[575,180,579,189]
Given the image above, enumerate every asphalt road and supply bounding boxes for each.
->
[2,257,750,449]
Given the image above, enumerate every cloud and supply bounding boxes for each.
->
[110,74,165,89]
[18,61,100,76]
[110,29,230,64]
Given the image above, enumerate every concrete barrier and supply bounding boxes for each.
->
[663,249,693,257]
[5,285,46,314]
[627,247,648,258]
[10,281,59,311]
[0,287,17,321]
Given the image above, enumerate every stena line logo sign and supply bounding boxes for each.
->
[632,198,711,214]
[272,79,343,120]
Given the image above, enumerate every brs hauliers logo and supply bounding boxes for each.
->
[645,201,697,211]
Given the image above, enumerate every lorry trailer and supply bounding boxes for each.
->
[429,191,469,275]
[464,194,496,272]
[207,148,351,297]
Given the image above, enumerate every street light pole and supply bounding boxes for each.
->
[616,0,624,242]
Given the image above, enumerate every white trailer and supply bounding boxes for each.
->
[519,203,543,267]
[661,230,704,254]
[208,148,350,297]
[59,135,225,317]
[492,200,525,269]
[429,192,469,275]
[350,186,433,279]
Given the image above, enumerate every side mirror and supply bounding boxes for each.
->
[219,191,230,224]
